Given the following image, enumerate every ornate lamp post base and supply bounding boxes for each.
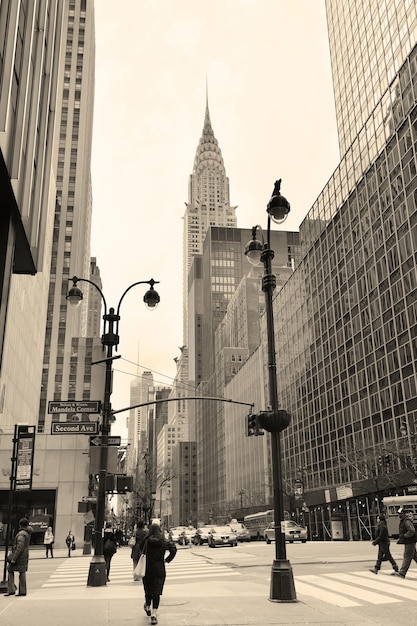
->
[87,555,107,586]
[269,559,297,602]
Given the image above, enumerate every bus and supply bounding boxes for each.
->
[244,510,290,540]
[382,495,417,537]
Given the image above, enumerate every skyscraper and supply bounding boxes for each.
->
[183,98,237,344]
[270,0,417,540]
[38,0,96,435]
[0,1,65,430]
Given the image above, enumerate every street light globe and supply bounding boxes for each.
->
[244,239,263,266]
[143,285,160,310]
[66,285,83,307]
[267,192,291,224]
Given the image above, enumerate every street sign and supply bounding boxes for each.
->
[51,422,99,435]
[89,436,121,447]
[48,400,101,414]
[82,496,97,503]
[15,426,35,491]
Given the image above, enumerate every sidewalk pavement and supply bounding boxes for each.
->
[0,543,395,626]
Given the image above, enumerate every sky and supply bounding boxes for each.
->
[90,0,340,440]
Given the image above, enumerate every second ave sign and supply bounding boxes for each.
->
[51,422,98,435]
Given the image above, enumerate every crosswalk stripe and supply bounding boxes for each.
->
[42,553,239,588]
[323,572,417,599]
[294,581,361,607]
[293,569,417,608]
[296,574,399,604]
[351,570,417,588]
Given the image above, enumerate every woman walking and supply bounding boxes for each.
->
[140,523,177,625]
[103,521,117,582]
[43,526,54,558]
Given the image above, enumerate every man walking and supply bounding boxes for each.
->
[4,518,32,597]
[369,514,398,574]
[392,507,417,578]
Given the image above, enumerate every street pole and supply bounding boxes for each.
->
[67,276,160,587]
[261,234,296,601]
[244,180,297,602]
[86,308,117,586]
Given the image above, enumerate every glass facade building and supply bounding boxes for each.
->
[274,1,417,540]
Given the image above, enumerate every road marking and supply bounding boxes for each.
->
[42,552,240,588]
[294,580,361,607]
[293,570,417,608]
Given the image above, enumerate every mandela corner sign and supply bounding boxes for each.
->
[48,400,101,414]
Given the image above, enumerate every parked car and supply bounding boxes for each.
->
[193,525,211,545]
[264,521,307,544]
[228,522,250,542]
[207,525,238,548]
[178,526,196,545]
[169,526,187,543]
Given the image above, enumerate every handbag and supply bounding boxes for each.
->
[72,543,76,550]
[133,540,147,580]
[133,553,146,579]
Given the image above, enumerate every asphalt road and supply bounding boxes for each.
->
[0,540,415,625]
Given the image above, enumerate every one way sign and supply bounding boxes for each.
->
[89,436,121,447]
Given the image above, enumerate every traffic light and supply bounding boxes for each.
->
[246,413,264,436]
[116,474,133,493]
[103,473,133,493]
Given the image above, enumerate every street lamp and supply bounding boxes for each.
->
[244,180,297,602]
[66,275,160,586]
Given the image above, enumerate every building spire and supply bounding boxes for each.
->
[205,77,210,123]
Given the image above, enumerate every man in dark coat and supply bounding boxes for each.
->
[369,514,398,574]
[140,523,176,625]
[392,507,417,578]
[5,518,32,596]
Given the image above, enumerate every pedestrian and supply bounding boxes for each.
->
[103,521,117,582]
[4,518,32,597]
[369,514,398,574]
[65,530,75,557]
[114,526,124,547]
[140,522,177,625]
[391,507,417,578]
[131,519,148,579]
[43,526,54,558]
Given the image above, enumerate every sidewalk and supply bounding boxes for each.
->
[0,543,395,625]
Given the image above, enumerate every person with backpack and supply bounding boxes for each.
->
[103,521,117,582]
[392,507,417,578]
[369,514,398,574]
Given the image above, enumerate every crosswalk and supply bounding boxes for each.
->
[294,569,417,608]
[42,550,240,589]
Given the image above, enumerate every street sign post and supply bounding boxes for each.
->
[48,400,101,414]
[89,436,121,447]
[51,422,99,435]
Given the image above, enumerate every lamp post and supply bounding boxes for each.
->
[244,180,297,602]
[66,276,160,586]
